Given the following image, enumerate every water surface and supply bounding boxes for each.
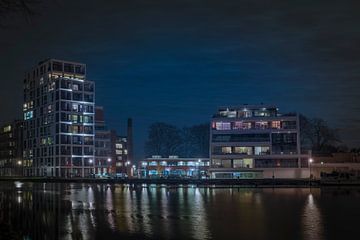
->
[0,182,359,240]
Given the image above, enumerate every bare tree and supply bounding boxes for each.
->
[145,122,183,157]
[0,0,41,26]
[300,115,340,153]
[182,123,210,158]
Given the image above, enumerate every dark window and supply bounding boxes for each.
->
[53,62,63,72]
[64,63,74,73]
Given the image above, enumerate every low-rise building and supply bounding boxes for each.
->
[140,156,210,178]
[310,153,360,179]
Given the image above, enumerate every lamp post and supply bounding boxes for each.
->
[132,165,136,178]
[88,159,94,178]
[197,159,202,179]
[125,161,131,177]
[107,158,112,175]
[309,158,313,186]
[17,160,22,176]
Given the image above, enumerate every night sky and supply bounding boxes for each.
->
[1,0,360,158]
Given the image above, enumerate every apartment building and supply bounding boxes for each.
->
[210,105,310,179]
[23,59,95,177]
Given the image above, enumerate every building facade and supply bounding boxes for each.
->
[23,59,95,177]
[0,121,23,176]
[114,135,130,176]
[140,156,210,178]
[94,106,113,176]
[111,118,134,177]
[210,105,310,179]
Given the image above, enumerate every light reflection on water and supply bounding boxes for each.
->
[1,182,360,240]
[302,193,324,240]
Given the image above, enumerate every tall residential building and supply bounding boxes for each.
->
[94,106,113,176]
[209,105,310,179]
[0,120,23,176]
[23,59,95,177]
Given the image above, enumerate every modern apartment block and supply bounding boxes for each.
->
[0,120,23,176]
[94,106,113,176]
[209,105,310,179]
[23,59,95,177]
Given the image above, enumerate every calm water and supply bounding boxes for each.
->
[0,182,359,240]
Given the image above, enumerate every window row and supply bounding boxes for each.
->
[212,134,270,143]
[212,120,297,130]
[212,146,270,155]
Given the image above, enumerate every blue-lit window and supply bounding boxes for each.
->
[24,111,33,120]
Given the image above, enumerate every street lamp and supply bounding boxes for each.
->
[309,158,313,185]
[197,159,202,179]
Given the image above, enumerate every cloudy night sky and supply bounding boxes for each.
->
[0,0,360,157]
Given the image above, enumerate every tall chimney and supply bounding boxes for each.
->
[127,118,134,164]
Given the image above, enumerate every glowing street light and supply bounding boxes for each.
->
[309,158,313,184]
[107,158,111,162]
[88,159,93,164]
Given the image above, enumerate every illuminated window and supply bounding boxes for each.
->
[24,111,33,120]
[254,146,270,155]
[149,161,157,166]
[3,125,11,133]
[234,147,252,155]
[215,122,231,130]
[221,147,232,154]
[255,121,268,129]
[242,122,252,129]
[271,121,281,129]
[233,121,242,130]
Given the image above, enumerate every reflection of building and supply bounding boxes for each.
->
[23,59,95,177]
[139,156,210,178]
[209,105,310,179]
[94,106,113,175]
[0,120,23,176]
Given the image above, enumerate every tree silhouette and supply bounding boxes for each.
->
[0,0,41,26]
